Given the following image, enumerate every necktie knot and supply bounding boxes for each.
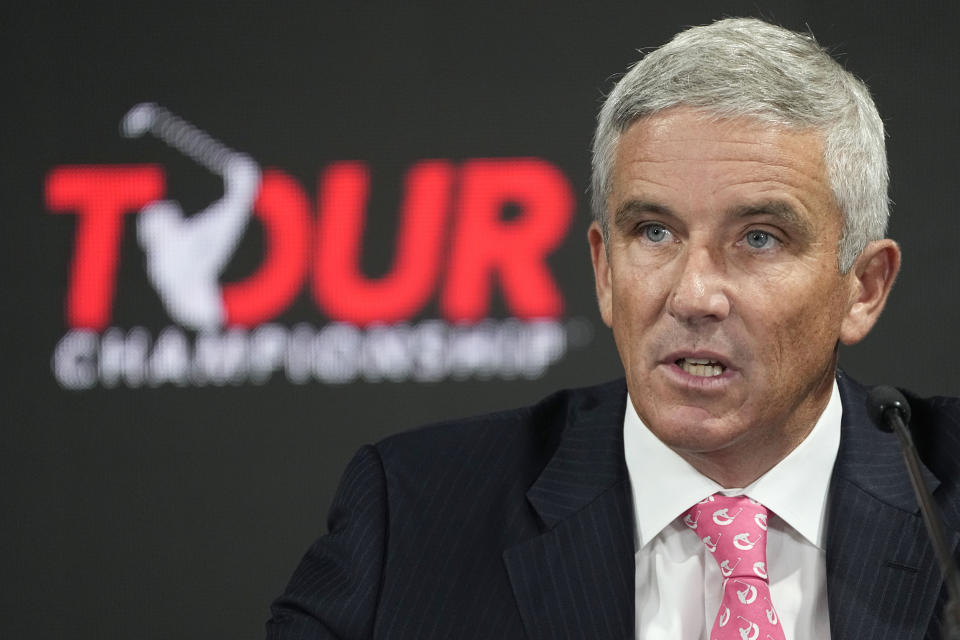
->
[683,493,785,640]
[683,494,771,580]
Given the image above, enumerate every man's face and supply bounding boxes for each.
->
[590,107,861,482]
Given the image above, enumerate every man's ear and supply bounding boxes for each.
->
[588,221,614,328]
[840,239,901,345]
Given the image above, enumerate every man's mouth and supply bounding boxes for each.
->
[676,357,726,377]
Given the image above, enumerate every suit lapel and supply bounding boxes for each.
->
[827,372,959,640]
[503,380,635,640]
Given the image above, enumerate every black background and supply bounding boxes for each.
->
[3,2,958,638]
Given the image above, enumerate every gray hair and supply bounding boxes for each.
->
[590,17,888,272]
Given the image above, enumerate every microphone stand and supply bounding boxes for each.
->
[869,386,960,640]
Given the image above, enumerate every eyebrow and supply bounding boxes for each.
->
[613,199,675,229]
[731,200,813,236]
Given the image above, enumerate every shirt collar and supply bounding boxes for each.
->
[624,378,841,551]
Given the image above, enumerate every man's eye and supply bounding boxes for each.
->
[641,224,670,243]
[745,230,777,249]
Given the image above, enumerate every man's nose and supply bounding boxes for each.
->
[666,246,731,324]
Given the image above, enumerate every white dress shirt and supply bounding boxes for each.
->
[624,380,841,639]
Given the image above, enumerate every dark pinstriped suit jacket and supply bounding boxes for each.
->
[266,372,960,639]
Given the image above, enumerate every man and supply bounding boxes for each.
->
[267,18,960,639]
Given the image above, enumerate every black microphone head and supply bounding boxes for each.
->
[866,385,912,432]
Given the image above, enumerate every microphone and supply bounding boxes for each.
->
[866,385,960,639]
[865,384,911,430]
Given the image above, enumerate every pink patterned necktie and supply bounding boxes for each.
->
[682,494,786,640]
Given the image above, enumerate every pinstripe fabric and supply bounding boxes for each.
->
[504,384,633,639]
[267,445,388,640]
[267,379,632,639]
[267,373,960,639]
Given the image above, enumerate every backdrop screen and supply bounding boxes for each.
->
[3,3,958,638]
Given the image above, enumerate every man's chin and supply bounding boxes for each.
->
[642,407,751,454]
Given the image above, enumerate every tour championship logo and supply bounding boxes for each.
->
[46,104,583,389]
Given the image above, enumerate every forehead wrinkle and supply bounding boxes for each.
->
[622,124,826,173]
[617,165,681,189]
[627,128,817,159]
[622,154,826,197]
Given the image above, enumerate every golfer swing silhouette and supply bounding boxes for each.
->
[121,102,260,330]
